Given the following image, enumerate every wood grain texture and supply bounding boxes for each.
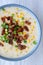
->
[0,0,43,65]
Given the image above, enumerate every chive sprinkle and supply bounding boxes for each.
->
[11,13,15,17]
[24,40,27,43]
[2,8,5,11]
[21,17,24,20]
[14,38,17,41]
[14,30,16,34]
[33,40,37,45]
[15,45,18,47]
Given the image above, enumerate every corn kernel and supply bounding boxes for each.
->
[16,48,18,52]
[15,12,19,18]
[31,25,34,31]
[16,12,24,18]
[15,8,19,10]
[30,31,32,34]
[20,12,24,15]
[20,15,23,18]
[23,32,26,35]
[27,39,31,43]
[16,19,18,22]
[31,35,35,40]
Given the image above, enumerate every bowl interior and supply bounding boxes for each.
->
[0,4,42,61]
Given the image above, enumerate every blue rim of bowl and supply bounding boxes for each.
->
[0,4,42,61]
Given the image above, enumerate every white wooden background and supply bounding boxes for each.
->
[0,0,43,65]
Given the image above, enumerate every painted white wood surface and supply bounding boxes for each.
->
[0,0,43,65]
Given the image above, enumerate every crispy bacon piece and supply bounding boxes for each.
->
[17,36,23,43]
[10,23,16,31]
[18,44,26,50]
[14,34,19,39]
[6,16,13,25]
[8,34,13,45]
[17,27,23,32]
[6,16,11,20]
[23,34,29,39]
[24,26,29,31]
[9,39,13,45]
[1,29,5,35]
[1,16,13,25]
[8,29,12,34]
[8,32,14,39]
[1,16,6,22]
[25,21,31,25]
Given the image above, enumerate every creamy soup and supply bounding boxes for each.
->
[0,6,40,58]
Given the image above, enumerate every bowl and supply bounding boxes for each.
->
[0,4,42,61]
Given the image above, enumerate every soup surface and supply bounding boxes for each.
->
[0,6,40,58]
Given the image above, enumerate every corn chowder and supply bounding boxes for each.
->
[0,7,40,58]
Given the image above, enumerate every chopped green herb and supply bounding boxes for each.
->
[0,36,1,40]
[14,30,16,34]
[1,23,8,29]
[21,17,24,20]
[0,34,9,43]
[18,32,22,35]
[1,22,6,28]
[33,40,37,45]
[13,18,16,22]
[11,13,15,17]
[4,39,9,43]
[5,31,8,35]
[5,25,8,29]
[14,25,20,30]
[0,36,4,41]
[15,45,18,47]
[14,38,17,41]
[0,35,6,41]
[24,40,27,43]
[2,8,5,11]
[20,21,24,26]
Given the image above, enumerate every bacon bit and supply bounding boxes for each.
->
[9,39,13,45]
[17,36,23,43]
[17,27,23,32]
[25,21,31,25]
[11,27,14,31]
[1,16,6,22]
[10,17,13,24]
[14,34,18,39]
[1,16,13,25]
[18,44,26,50]
[8,29,12,34]
[24,26,29,31]
[6,16,13,25]
[0,42,4,46]
[10,33,15,39]
[16,21,18,25]
[1,29,5,35]
[19,36,23,41]
[11,23,15,28]
[23,34,29,39]
[8,34,13,45]
[10,23,15,31]
[6,16,11,20]
[8,32,14,39]
[17,38,21,43]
